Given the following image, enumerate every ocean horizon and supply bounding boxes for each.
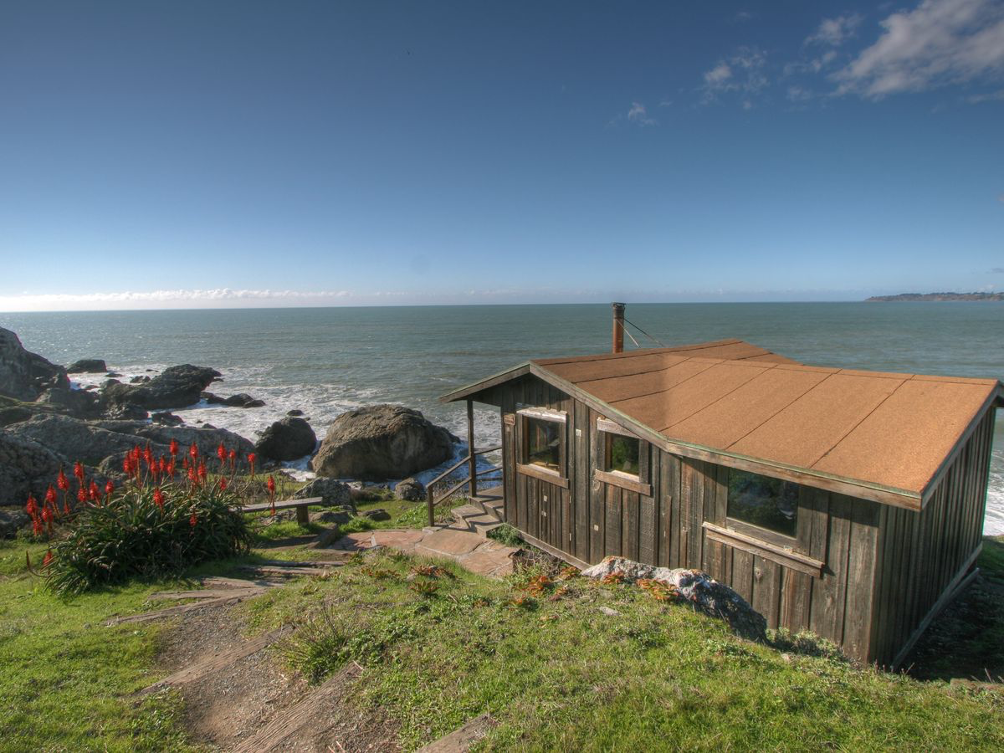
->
[3,301,1001,532]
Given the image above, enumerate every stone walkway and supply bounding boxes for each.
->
[329,524,519,579]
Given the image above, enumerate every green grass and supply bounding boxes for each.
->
[242,548,1004,753]
[0,539,193,752]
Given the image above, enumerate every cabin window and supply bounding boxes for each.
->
[603,433,640,476]
[726,469,798,539]
[524,416,561,471]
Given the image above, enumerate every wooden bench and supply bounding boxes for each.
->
[241,497,323,525]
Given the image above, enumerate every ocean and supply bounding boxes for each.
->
[2,302,1002,533]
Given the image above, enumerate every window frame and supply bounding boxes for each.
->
[593,417,652,496]
[516,407,568,487]
[724,468,799,548]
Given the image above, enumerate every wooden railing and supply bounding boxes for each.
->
[426,445,502,526]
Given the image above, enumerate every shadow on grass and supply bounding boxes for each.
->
[903,536,1004,683]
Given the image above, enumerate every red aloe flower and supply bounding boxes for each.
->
[57,468,69,492]
[167,459,176,477]
[41,505,54,533]
[189,442,199,460]
[45,485,57,506]
[219,477,228,492]
[73,461,84,481]
[31,516,43,536]
[169,439,179,457]
[153,488,165,510]
[143,446,154,468]
[247,452,257,478]
[42,550,53,568]
[25,494,38,518]
[105,480,114,502]
[77,487,87,505]
[187,466,197,484]
[197,460,207,482]
[122,456,133,475]
[266,475,276,516]
[217,442,226,462]
[63,501,71,516]
[88,481,100,502]
[182,456,190,470]
[158,457,167,475]
[189,513,197,528]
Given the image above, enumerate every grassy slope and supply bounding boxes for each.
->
[2,513,1003,752]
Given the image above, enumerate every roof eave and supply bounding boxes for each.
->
[439,362,533,403]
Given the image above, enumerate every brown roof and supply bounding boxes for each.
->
[444,338,1003,509]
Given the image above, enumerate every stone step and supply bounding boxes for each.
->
[451,505,503,536]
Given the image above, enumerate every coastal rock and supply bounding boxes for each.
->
[255,417,317,461]
[103,364,221,410]
[151,411,184,426]
[0,509,31,539]
[394,477,426,501]
[311,404,454,481]
[582,556,768,643]
[222,393,265,408]
[0,327,70,402]
[103,403,150,421]
[36,387,104,418]
[66,359,107,373]
[362,508,391,522]
[119,423,256,460]
[201,392,226,405]
[0,405,33,427]
[0,431,65,506]
[294,477,353,507]
[6,414,169,466]
[287,409,304,417]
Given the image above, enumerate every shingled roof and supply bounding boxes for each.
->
[443,339,1003,510]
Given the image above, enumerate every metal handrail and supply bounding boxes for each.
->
[425,444,504,526]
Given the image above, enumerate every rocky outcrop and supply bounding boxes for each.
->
[36,387,105,418]
[0,509,30,539]
[0,431,65,506]
[0,327,69,401]
[7,414,170,466]
[582,556,768,642]
[311,405,454,481]
[255,417,317,461]
[394,477,426,502]
[103,364,221,410]
[294,477,353,507]
[66,359,107,373]
[202,392,265,408]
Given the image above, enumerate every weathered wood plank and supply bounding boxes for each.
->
[810,493,851,646]
[106,590,266,626]
[843,499,880,662]
[731,549,754,603]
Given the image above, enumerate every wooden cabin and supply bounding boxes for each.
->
[440,336,1002,666]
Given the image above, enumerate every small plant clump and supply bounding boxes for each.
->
[25,440,266,594]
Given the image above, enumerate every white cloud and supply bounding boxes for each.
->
[834,0,1004,98]
[806,14,863,46]
[627,101,657,126]
[968,88,1004,102]
[0,288,354,312]
[701,48,768,105]
[787,85,814,102]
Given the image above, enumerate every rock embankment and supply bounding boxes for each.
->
[0,327,69,401]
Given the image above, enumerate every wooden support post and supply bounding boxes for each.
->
[295,503,309,526]
[612,302,625,353]
[427,486,435,527]
[467,399,477,497]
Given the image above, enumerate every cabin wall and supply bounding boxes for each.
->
[869,408,996,666]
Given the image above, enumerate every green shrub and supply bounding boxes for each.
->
[487,523,524,547]
[46,483,252,595]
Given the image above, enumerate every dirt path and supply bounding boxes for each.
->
[147,593,400,752]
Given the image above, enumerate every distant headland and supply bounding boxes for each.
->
[866,292,1004,302]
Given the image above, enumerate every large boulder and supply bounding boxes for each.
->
[294,477,353,507]
[311,404,454,481]
[66,358,107,373]
[103,364,221,410]
[582,556,768,643]
[0,509,31,539]
[0,430,65,506]
[0,327,69,401]
[255,417,317,461]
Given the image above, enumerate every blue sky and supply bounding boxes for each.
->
[1,0,1002,311]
